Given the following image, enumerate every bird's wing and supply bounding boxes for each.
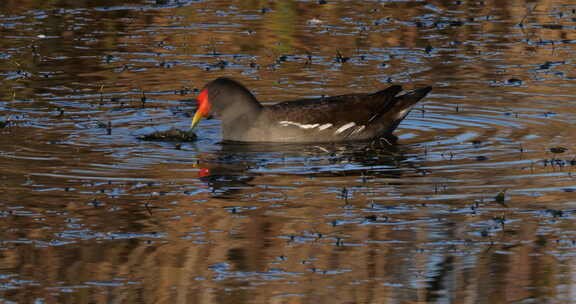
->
[264,85,403,129]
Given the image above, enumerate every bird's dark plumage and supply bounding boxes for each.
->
[191,77,432,143]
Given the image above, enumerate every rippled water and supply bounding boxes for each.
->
[2,0,576,303]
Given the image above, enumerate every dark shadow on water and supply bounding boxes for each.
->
[197,136,419,197]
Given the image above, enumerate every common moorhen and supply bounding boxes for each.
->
[191,77,432,143]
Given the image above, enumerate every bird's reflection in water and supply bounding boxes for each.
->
[196,136,421,198]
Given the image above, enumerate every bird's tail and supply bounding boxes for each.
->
[387,86,432,131]
[388,87,432,132]
[367,86,432,134]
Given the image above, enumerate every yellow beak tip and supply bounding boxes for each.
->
[190,110,203,129]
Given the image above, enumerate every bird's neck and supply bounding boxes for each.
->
[219,94,262,140]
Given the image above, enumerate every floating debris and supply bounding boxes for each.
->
[539,61,564,70]
[307,18,323,25]
[335,50,350,63]
[549,146,567,153]
[545,209,563,218]
[506,78,523,85]
[139,128,198,142]
[494,190,508,207]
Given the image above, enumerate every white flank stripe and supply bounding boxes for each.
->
[396,108,410,120]
[318,123,333,131]
[351,125,365,134]
[335,122,356,134]
[279,121,320,129]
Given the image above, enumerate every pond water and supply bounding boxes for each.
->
[1,0,576,303]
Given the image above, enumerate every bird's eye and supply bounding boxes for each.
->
[210,89,220,99]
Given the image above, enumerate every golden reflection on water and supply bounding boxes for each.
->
[1,0,576,303]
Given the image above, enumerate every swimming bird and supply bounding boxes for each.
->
[191,77,431,143]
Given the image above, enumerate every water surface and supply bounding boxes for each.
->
[1,0,576,303]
